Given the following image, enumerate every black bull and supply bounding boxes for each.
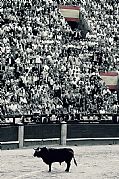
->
[33,147,77,172]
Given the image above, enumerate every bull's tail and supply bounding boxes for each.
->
[73,157,77,166]
[70,149,77,166]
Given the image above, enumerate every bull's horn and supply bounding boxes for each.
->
[33,147,39,150]
[40,147,47,150]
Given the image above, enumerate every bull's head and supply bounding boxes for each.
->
[33,147,47,157]
[33,147,41,157]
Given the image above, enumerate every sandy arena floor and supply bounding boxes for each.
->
[1,145,119,179]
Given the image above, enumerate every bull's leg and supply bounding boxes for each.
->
[65,162,71,172]
[49,163,52,172]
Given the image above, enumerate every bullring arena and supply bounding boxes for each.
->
[0,0,119,178]
[1,144,119,179]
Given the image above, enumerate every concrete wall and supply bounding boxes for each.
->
[67,124,119,138]
[24,124,61,139]
[0,126,18,142]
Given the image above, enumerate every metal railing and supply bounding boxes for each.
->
[0,112,119,125]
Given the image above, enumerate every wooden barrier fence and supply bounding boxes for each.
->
[1,122,119,149]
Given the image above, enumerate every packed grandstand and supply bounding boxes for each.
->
[0,0,119,123]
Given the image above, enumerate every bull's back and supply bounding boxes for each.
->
[48,148,74,163]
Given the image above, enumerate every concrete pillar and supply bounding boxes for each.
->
[60,121,67,145]
[18,125,24,148]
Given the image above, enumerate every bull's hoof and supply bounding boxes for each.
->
[65,169,69,172]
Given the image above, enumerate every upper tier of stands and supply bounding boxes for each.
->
[0,0,118,122]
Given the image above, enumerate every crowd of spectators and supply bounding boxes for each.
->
[0,0,119,123]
